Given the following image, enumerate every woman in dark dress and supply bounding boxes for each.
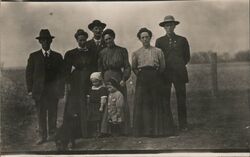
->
[56,29,92,150]
[98,29,131,135]
[132,28,176,137]
[63,29,95,139]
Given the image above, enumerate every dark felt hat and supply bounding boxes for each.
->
[74,29,88,39]
[159,15,180,27]
[36,29,55,39]
[88,20,106,30]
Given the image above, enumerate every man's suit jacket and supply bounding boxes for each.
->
[86,39,106,72]
[26,50,64,100]
[155,33,190,83]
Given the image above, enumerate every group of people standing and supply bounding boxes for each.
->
[26,15,190,150]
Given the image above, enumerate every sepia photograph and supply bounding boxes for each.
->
[0,0,249,156]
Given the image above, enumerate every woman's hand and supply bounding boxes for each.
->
[99,107,103,112]
[28,92,32,96]
[120,80,125,87]
[66,84,71,91]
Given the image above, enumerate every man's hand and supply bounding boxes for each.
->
[99,107,103,112]
[71,65,76,73]
[86,95,90,104]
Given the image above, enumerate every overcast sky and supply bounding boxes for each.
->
[1,0,249,68]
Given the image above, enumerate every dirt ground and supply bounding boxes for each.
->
[1,90,250,153]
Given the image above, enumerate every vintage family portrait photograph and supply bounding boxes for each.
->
[0,0,249,156]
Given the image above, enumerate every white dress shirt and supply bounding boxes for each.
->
[42,49,51,57]
[93,38,101,46]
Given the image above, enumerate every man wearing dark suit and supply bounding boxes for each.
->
[26,29,64,144]
[155,15,190,131]
[86,20,107,72]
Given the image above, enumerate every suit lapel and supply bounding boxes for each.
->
[164,35,170,45]
[50,50,55,58]
[90,39,97,49]
[161,36,170,53]
[36,50,45,75]
[38,49,44,57]
[38,50,45,63]
[49,50,59,64]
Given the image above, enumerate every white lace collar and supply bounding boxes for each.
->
[91,84,105,90]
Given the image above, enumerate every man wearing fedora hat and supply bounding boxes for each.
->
[26,29,64,144]
[155,15,190,131]
[86,20,107,72]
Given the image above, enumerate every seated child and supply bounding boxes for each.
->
[87,72,108,138]
[103,78,125,137]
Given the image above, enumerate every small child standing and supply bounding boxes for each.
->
[103,78,125,137]
[87,72,108,138]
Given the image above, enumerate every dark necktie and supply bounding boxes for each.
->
[96,40,101,47]
[45,51,49,58]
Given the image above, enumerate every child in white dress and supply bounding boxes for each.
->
[87,72,108,137]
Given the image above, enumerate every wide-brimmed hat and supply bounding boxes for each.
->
[88,20,106,30]
[159,15,180,27]
[36,29,55,39]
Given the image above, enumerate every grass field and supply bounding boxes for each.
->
[1,62,250,153]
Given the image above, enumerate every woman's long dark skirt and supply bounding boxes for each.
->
[64,69,91,138]
[133,68,176,137]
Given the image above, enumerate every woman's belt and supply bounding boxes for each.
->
[138,66,158,71]
[74,66,91,71]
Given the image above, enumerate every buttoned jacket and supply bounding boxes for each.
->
[26,50,64,100]
[155,34,190,83]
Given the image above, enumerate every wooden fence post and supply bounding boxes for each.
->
[248,89,250,110]
[210,53,218,97]
[0,62,3,77]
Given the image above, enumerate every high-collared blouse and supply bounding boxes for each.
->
[64,47,93,84]
[98,45,131,81]
[132,46,165,75]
